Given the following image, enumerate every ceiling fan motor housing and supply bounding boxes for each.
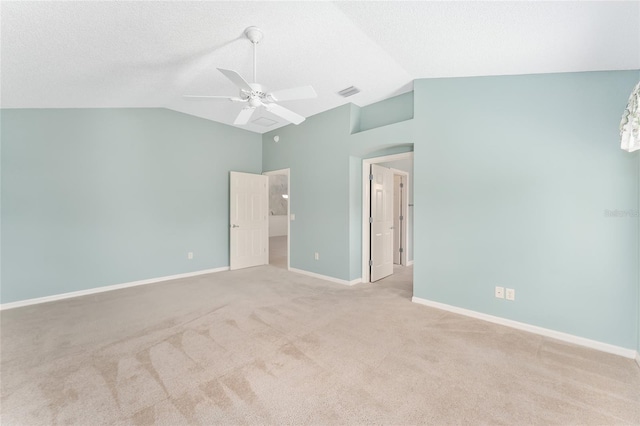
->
[241,83,268,104]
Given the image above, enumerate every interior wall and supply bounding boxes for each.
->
[262,105,353,280]
[349,156,362,280]
[355,91,414,133]
[413,71,640,350]
[263,99,415,282]
[1,108,262,304]
[4,71,637,352]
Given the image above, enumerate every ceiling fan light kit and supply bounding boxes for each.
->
[184,26,317,126]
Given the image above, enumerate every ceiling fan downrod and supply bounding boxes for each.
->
[244,26,263,84]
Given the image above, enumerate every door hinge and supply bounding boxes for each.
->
[369,259,373,266]
[369,174,373,181]
[399,247,404,253]
[400,182,404,188]
[369,217,373,223]
[399,215,404,221]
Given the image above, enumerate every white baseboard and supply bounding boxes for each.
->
[412,296,637,360]
[636,352,640,368]
[0,267,229,311]
[289,268,357,286]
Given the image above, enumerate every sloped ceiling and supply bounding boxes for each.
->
[2,1,639,134]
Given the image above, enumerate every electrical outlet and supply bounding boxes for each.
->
[506,288,515,301]
[188,252,193,260]
[314,252,319,260]
[495,286,505,299]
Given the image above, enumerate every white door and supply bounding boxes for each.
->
[370,164,394,282]
[230,171,268,270]
[393,174,404,265]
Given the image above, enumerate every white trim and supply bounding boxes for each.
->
[636,352,640,368]
[263,168,291,271]
[412,296,637,359]
[362,152,414,283]
[407,260,414,266]
[0,267,229,311]
[290,268,357,286]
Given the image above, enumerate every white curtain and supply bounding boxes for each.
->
[620,81,640,152]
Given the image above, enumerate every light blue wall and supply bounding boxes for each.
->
[262,105,353,280]
[355,92,414,133]
[413,71,640,350]
[4,72,638,352]
[263,100,415,282]
[1,108,262,303]
[348,156,362,280]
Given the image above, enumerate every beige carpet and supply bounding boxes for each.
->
[1,265,639,425]
[269,236,287,270]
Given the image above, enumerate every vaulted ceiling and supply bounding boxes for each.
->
[2,1,639,133]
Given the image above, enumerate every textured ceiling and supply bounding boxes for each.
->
[2,1,639,134]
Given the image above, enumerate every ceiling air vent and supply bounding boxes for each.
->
[251,117,278,127]
[338,86,360,98]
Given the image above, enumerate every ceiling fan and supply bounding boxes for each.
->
[184,26,317,126]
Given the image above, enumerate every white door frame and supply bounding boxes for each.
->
[390,168,409,267]
[362,152,413,283]
[263,168,291,271]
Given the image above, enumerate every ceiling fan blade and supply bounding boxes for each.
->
[269,86,317,102]
[183,95,246,102]
[234,107,256,125]
[265,103,306,125]
[218,68,253,92]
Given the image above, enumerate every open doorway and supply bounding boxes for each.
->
[263,169,290,270]
[362,152,414,283]
[392,170,409,266]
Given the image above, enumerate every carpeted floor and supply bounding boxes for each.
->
[1,265,639,425]
[269,236,287,270]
